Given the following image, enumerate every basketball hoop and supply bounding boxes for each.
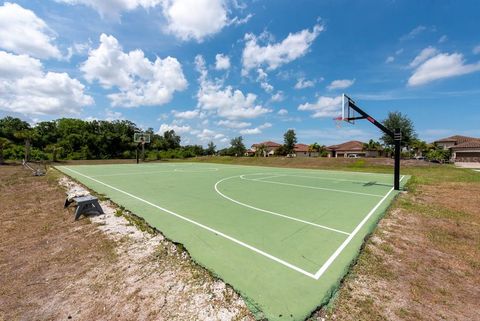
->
[334,116,343,128]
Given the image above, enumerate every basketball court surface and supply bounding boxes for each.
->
[57,162,407,320]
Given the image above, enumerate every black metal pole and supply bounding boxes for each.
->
[394,128,401,190]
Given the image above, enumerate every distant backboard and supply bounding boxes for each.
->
[134,132,151,144]
[341,94,356,124]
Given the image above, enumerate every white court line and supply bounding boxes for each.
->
[91,170,177,177]
[242,176,385,198]
[58,166,318,279]
[214,175,350,236]
[312,175,405,279]
[243,172,390,186]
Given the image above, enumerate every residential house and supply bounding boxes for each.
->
[251,141,281,157]
[293,144,319,157]
[434,135,480,163]
[327,140,366,158]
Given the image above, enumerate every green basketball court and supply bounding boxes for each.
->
[57,162,407,320]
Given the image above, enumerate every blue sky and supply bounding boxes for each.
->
[1,0,479,147]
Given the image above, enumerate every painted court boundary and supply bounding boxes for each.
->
[59,166,402,280]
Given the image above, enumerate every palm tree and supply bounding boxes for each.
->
[256,143,268,157]
[0,137,11,164]
[363,139,383,157]
[45,144,63,162]
[14,129,36,162]
[309,143,320,157]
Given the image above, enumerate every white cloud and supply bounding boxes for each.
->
[195,54,271,119]
[408,52,480,86]
[81,34,187,107]
[401,25,427,41]
[385,56,394,63]
[256,68,274,93]
[239,122,272,135]
[158,123,191,134]
[56,0,162,19]
[0,51,93,116]
[298,95,342,118]
[217,120,251,129]
[277,108,288,116]
[105,109,124,121]
[162,0,227,42]
[438,35,448,43]
[215,53,231,70]
[242,24,324,74]
[474,45,480,55]
[172,109,202,119]
[271,91,285,102]
[197,128,225,141]
[0,2,61,59]
[409,46,438,68]
[327,79,355,90]
[294,78,315,89]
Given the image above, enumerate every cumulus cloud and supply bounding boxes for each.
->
[0,51,93,116]
[215,53,231,70]
[197,128,225,141]
[0,2,61,59]
[56,0,162,19]
[298,95,342,118]
[172,109,203,119]
[195,54,271,119]
[294,77,315,89]
[242,24,324,74]
[271,91,285,102]
[239,122,272,135]
[277,108,288,116]
[217,120,251,129]
[473,45,480,55]
[162,0,227,42]
[327,79,355,90]
[409,46,438,68]
[408,52,480,86]
[400,25,427,41]
[158,123,191,134]
[385,56,394,63]
[81,34,187,107]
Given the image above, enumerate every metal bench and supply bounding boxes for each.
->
[64,195,104,220]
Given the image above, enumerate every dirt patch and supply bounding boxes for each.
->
[310,180,480,321]
[0,165,254,321]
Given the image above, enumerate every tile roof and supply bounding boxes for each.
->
[435,135,478,144]
[252,141,281,148]
[327,140,364,151]
[451,140,480,149]
[294,144,309,152]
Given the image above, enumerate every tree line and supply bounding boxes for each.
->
[0,116,215,163]
[0,112,451,164]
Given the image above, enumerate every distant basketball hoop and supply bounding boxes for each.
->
[134,132,151,164]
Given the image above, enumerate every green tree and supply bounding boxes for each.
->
[0,137,11,164]
[14,129,37,162]
[230,136,246,156]
[380,112,416,147]
[256,143,268,157]
[0,116,31,142]
[283,129,297,154]
[206,141,216,155]
[410,138,428,157]
[163,130,181,150]
[45,144,64,162]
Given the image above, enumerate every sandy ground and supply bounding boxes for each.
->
[0,165,254,321]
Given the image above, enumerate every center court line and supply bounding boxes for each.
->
[58,166,318,279]
[215,175,350,236]
[312,175,405,280]
[241,176,385,198]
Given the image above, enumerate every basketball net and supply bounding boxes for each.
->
[334,116,343,129]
